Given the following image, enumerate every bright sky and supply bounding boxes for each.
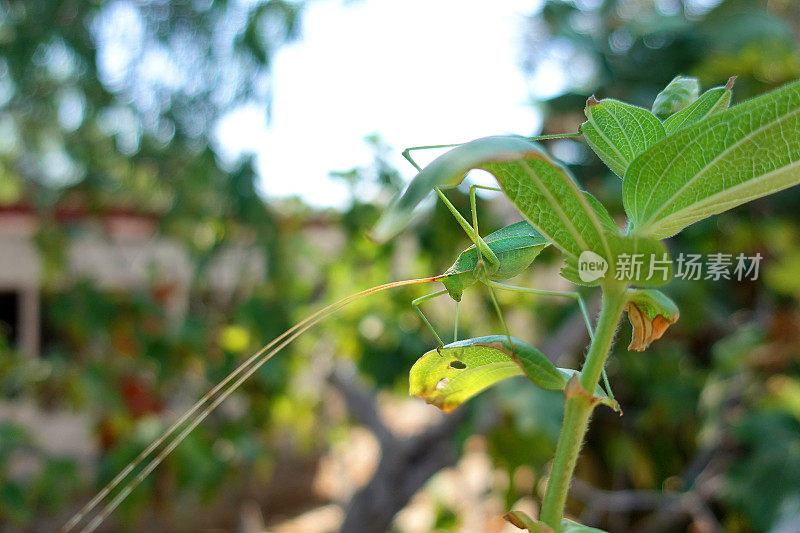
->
[215,0,548,208]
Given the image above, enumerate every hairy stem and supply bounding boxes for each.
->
[540,285,627,529]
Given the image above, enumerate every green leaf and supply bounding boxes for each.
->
[409,335,564,412]
[440,221,549,301]
[663,76,735,134]
[652,75,700,119]
[580,98,666,178]
[625,79,800,239]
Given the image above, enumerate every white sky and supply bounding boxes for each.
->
[215,0,547,208]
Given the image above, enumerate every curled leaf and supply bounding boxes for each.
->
[652,75,700,119]
[624,289,679,352]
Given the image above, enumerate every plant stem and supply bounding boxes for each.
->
[540,285,627,529]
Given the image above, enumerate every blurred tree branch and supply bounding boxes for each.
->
[328,366,465,533]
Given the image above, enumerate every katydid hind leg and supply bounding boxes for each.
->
[466,184,505,271]
[487,280,617,400]
[453,300,459,342]
[469,184,482,260]
[488,281,594,338]
[486,282,515,353]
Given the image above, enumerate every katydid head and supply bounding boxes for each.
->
[439,221,548,301]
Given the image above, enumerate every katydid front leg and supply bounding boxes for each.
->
[412,290,463,345]
[412,290,449,346]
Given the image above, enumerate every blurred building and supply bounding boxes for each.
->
[0,203,266,357]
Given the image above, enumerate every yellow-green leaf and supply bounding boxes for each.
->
[409,335,563,412]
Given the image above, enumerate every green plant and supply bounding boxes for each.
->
[65,76,800,532]
[369,75,800,532]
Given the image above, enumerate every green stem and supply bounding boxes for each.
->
[539,285,627,529]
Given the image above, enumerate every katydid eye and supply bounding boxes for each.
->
[449,360,467,370]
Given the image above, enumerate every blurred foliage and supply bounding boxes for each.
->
[1,0,800,532]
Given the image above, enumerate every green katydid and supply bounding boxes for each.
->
[63,133,599,533]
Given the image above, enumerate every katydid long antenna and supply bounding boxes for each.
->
[63,276,441,533]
